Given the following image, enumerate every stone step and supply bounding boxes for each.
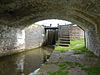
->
[61,37,70,39]
[61,36,70,38]
[59,41,70,44]
[61,34,69,36]
[59,40,70,42]
[59,44,69,46]
[59,39,70,41]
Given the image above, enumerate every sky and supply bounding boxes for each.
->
[35,19,73,27]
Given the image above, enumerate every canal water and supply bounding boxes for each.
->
[0,47,54,75]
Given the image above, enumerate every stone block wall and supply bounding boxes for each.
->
[0,25,25,56]
[25,25,44,49]
[69,26,84,40]
[0,25,44,57]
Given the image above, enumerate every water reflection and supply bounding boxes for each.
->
[29,68,40,75]
[0,47,54,75]
[16,55,25,75]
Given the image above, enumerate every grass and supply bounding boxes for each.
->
[49,61,84,75]
[55,38,84,51]
[49,71,69,75]
[55,46,70,52]
[50,39,99,75]
[82,64,100,75]
[48,61,76,75]
[49,61,100,75]
[55,38,95,56]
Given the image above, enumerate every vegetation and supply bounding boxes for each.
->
[49,71,69,75]
[49,61,100,75]
[48,61,83,75]
[82,64,100,75]
[49,38,99,75]
[55,38,84,52]
[55,38,95,56]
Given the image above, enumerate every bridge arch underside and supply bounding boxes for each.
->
[0,0,100,56]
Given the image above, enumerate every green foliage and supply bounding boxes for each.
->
[73,46,95,56]
[55,46,70,52]
[55,38,85,52]
[82,64,100,75]
[49,71,69,75]
[49,61,100,75]
[55,38,95,56]
[58,61,84,69]
[49,61,84,75]
[53,39,100,75]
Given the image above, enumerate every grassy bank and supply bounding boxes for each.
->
[55,38,94,56]
[49,61,100,75]
[48,39,99,75]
